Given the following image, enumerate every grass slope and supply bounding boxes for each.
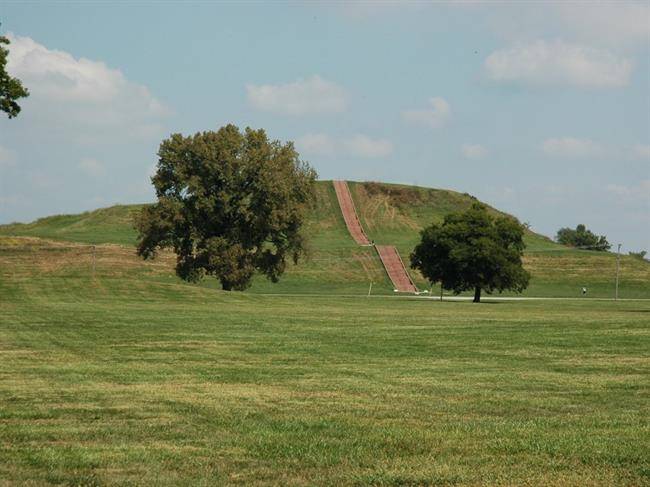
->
[0,205,142,246]
[1,180,648,298]
[347,181,558,252]
[0,265,648,485]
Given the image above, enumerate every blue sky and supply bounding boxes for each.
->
[1,1,648,250]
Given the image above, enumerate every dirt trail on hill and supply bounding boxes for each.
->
[333,181,417,293]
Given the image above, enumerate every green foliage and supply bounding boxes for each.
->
[0,31,29,118]
[411,203,530,302]
[556,224,611,251]
[136,124,317,290]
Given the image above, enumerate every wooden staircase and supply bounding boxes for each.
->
[375,245,418,293]
[333,180,417,293]
[332,180,371,246]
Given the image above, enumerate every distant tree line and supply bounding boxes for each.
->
[556,224,610,251]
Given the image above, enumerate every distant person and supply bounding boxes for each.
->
[582,287,587,296]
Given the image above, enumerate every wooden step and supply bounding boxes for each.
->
[333,180,371,246]
[375,245,418,293]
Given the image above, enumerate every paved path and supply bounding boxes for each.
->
[256,293,650,302]
[333,180,417,293]
[333,180,371,245]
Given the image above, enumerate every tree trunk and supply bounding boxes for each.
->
[473,286,481,303]
[221,280,232,291]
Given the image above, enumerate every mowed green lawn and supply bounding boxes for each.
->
[1,276,648,485]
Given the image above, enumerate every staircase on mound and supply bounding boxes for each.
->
[332,180,371,246]
[333,180,418,294]
[375,245,418,294]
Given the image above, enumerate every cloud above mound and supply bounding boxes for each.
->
[542,137,603,158]
[344,134,393,158]
[5,34,169,143]
[630,144,650,160]
[402,97,450,129]
[605,179,650,202]
[461,144,488,160]
[555,2,650,48]
[78,158,106,178]
[485,40,633,88]
[0,145,17,168]
[246,75,347,116]
[296,133,393,158]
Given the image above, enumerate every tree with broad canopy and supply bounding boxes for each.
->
[410,203,530,302]
[136,124,317,291]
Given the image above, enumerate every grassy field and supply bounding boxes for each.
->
[1,268,649,485]
[0,182,648,485]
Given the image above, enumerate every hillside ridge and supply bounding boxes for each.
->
[2,180,647,298]
[0,180,555,248]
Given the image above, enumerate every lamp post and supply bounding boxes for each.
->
[615,243,621,301]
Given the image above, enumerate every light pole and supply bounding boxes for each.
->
[615,243,621,301]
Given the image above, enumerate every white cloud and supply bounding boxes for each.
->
[6,34,169,143]
[630,144,650,160]
[295,133,336,156]
[542,140,650,160]
[332,3,650,50]
[485,40,633,88]
[556,3,650,48]
[464,2,650,50]
[337,1,421,18]
[78,158,106,177]
[246,75,347,116]
[402,97,450,129]
[542,137,603,158]
[28,170,59,190]
[461,144,487,160]
[605,180,650,201]
[296,133,393,159]
[0,145,17,168]
[343,134,393,158]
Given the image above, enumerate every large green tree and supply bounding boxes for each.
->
[411,203,530,302]
[136,124,317,291]
[0,31,29,118]
[556,224,610,251]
